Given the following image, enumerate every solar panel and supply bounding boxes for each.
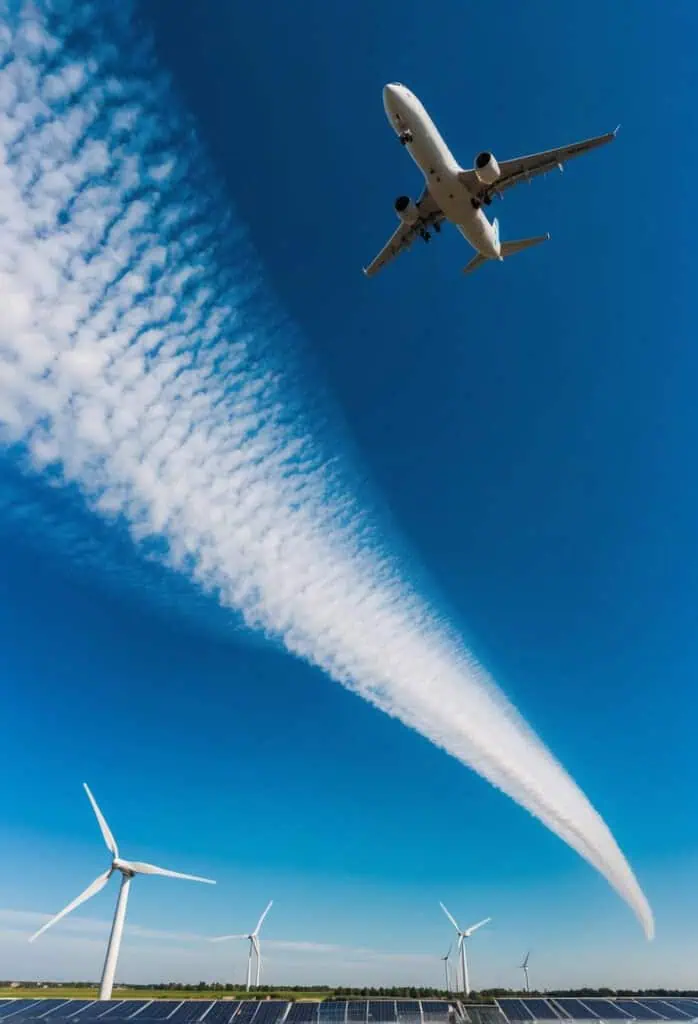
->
[368,1005,397,1023]
[201,1003,240,1024]
[103,1005,151,1021]
[519,1001,560,1020]
[346,1006,366,1024]
[39,1003,97,1020]
[135,1004,184,1021]
[395,1003,420,1024]
[0,1003,45,1022]
[157,1005,214,1024]
[663,1002,698,1018]
[420,1006,449,1017]
[79,1004,127,1021]
[579,1003,633,1020]
[551,1001,598,1020]
[231,1004,260,1024]
[250,1004,288,1024]
[498,1001,534,1022]
[319,1004,347,1024]
[284,1007,318,1024]
[634,1005,689,1021]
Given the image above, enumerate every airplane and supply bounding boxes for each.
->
[363,83,619,277]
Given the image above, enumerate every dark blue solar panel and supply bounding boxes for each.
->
[664,1003,698,1018]
[319,1005,346,1024]
[22,1003,74,1019]
[232,1005,260,1024]
[634,1005,687,1021]
[421,1006,448,1018]
[284,1008,318,1024]
[105,1005,151,1021]
[0,1003,45,1021]
[79,1004,127,1021]
[580,1003,632,1020]
[135,1004,184,1021]
[163,1005,214,1024]
[551,1001,598,1020]
[346,1007,366,1024]
[40,1003,96,1019]
[520,1001,560,1020]
[201,1004,239,1024]
[368,1005,396,1023]
[498,1002,534,1022]
[396,1005,420,1022]
[251,1004,287,1024]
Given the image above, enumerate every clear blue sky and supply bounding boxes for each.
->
[1,0,698,992]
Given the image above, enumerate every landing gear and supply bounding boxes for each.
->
[483,196,492,206]
[398,129,413,146]
[433,222,441,233]
[471,197,481,210]
[420,229,431,242]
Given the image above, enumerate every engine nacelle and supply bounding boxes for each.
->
[474,151,501,185]
[394,195,419,225]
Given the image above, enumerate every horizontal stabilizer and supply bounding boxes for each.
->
[500,233,551,258]
[462,253,487,275]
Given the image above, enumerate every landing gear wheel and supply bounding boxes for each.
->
[399,130,413,146]
[421,230,431,243]
[434,222,441,233]
[471,197,481,210]
[484,196,492,206]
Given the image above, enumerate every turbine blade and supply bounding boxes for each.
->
[28,869,112,942]
[126,861,216,884]
[209,934,248,942]
[439,902,461,933]
[83,783,119,858]
[465,916,491,936]
[253,899,273,935]
[522,952,530,968]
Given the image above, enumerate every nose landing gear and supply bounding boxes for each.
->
[399,129,413,146]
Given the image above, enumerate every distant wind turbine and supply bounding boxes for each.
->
[210,900,274,990]
[28,783,216,1000]
[440,945,452,993]
[439,902,491,997]
[520,951,530,993]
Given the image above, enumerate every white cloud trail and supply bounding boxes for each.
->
[0,2,653,937]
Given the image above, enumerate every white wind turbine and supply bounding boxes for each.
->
[519,951,530,993]
[440,944,452,993]
[29,783,216,1000]
[439,902,491,998]
[210,900,274,990]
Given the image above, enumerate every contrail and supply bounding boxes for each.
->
[0,1,653,937]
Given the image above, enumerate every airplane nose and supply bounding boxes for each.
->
[382,83,400,113]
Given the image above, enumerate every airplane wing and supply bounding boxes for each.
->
[363,188,444,277]
[459,127,619,201]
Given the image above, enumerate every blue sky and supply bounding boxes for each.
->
[2,0,698,991]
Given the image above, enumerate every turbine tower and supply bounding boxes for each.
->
[520,951,530,993]
[29,783,216,1000]
[211,900,274,990]
[439,902,491,998]
[440,945,452,993]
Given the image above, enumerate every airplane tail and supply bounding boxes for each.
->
[499,232,551,258]
[462,227,550,275]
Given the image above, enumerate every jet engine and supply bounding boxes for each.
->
[394,195,419,225]
[474,151,501,185]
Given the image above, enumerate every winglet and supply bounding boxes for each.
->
[613,124,621,138]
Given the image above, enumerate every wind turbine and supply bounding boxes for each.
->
[439,902,491,998]
[519,951,530,993]
[28,783,216,1000]
[440,945,452,993]
[210,900,274,990]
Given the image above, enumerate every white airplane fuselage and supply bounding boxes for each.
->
[383,83,501,260]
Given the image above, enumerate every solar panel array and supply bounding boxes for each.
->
[0,1002,452,1024]
[496,999,698,1023]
